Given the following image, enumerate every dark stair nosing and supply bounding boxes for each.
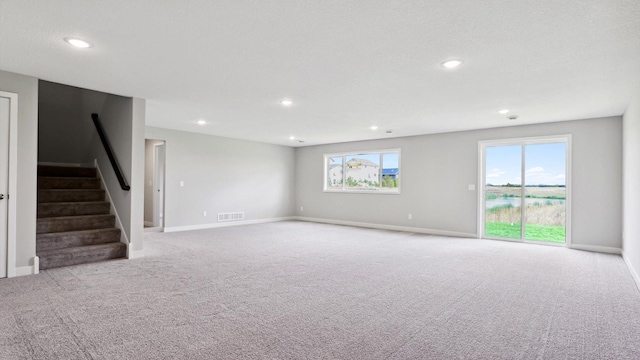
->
[37,214,115,234]
[38,189,105,203]
[37,243,127,270]
[37,165,97,178]
[37,201,111,218]
[38,176,102,190]
[37,228,121,251]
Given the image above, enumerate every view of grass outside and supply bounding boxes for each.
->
[485,186,566,242]
[485,142,566,243]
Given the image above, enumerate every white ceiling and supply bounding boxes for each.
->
[1,0,639,147]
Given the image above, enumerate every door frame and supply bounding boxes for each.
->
[152,143,166,228]
[1,91,18,278]
[477,134,572,247]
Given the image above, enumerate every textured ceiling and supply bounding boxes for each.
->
[1,0,639,146]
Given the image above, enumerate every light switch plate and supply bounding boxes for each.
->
[468,184,476,191]
[180,181,184,187]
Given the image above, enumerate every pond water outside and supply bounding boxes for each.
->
[486,197,565,209]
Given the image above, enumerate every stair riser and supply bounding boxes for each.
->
[37,215,115,234]
[39,244,126,270]
[39,178,101,189]
[37,229,121,251]
[39,190,105,203]
[38,202,111,218]
[38,166,97,178]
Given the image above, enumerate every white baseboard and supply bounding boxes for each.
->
[570,244,622,255]
[144,226,164,233]
[144,221,154,227]
[127,244,144,259]
[14,256,39,277]
[163,217,295,233]
[622,251,640,291]
[294,216,477,239]
[95,160,130,245]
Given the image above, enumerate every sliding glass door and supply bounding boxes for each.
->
[484,145,522,240]
[481,136,570,245]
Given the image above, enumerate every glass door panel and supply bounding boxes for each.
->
[485,145,522,239]
[524,143,567,243]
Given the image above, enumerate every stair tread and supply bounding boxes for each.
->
[37,165,97,178]
[38,214,114,221]
[37,242,126,256]
[37,227,120,237]
[38,201,110,205]
[39,189,104,192]
[38,176,100,180]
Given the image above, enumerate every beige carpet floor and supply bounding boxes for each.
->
[2,221,640,359]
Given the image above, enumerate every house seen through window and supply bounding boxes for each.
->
[325,150,400,192]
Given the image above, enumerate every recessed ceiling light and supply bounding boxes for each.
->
[280,99,293,106]
[370,126,378,130]
[289,136,296,140]
[64,37,92,48]
[498,109,510,114]
[197,120,206,125]
[441,59,463,69]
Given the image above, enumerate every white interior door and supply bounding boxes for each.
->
[153,144,166,228]
[0,96,10,278]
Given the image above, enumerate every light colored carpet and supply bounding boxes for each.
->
[2,221,639,359]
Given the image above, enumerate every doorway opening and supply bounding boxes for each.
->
[478,135,572,246]
[144,139,166,231]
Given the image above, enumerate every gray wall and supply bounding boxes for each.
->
[145,127,296,229]
[623,84,640,279]
[38,81,105,163]
[296,117,623,249]
[144,139,164,224]
[0,71,38,269]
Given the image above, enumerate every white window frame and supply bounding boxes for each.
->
[477,135,572,247]
[323,148,401,194]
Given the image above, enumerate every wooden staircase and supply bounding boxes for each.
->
[37,165,126,270]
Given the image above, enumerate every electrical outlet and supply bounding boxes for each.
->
[202,211,207,217]
[408,214,412,220]
[300,206,304,212]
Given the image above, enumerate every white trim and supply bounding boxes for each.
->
[164,217,295,233]
[477,140,484,239]
[95,160,130,244]
[15,265,35,276]
[144,221,154,227]
[570,244,621,255]
[1,91,18,278]
[152,143,166,227]
[622,251,640,292]
[478,134,572,247]
[144,226,163,233]
[127,244,144,259]
[295,216,477,238]
[14,256,38,276]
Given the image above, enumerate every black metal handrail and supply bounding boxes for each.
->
[91,113,130,191]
